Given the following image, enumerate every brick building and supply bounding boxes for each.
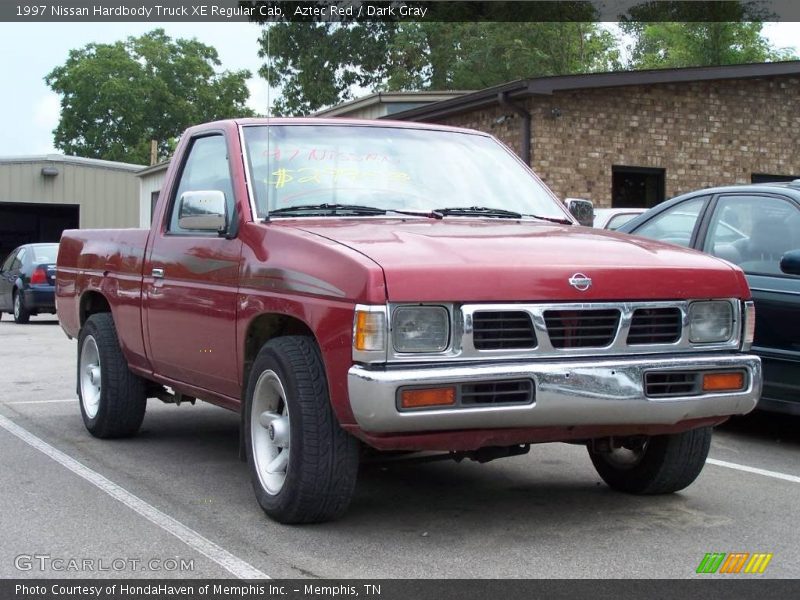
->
[386,61,800,208]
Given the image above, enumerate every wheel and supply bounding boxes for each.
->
[588,426,712,494]
[244,336,360,524]
[78,313,147,438]
[13,290,30,324]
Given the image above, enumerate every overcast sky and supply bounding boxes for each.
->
[0,22,797,159]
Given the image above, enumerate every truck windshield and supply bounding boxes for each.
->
[241,125,568,221]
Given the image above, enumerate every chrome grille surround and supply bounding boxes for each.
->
[381,300,742,364]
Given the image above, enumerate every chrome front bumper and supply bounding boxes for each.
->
[347,354,762,433]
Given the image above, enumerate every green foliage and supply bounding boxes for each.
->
[257,22,621,116]
[46,29,254,164]
[621,2,796,68]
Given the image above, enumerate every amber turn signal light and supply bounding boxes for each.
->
[702,372,745,392]
[400,387,456,409]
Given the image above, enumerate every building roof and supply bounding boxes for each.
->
[387,60,800,122]
[137,161,170,177]
[0,153,144,172]
[314,90,473,117]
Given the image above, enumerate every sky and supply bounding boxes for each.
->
[0,21,797,158]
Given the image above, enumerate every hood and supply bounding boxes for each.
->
[283,218,748,303]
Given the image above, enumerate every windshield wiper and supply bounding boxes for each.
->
[432,206,523,219]
[521,214,574,225]
[433,206,573,224]
[267,203,442,219]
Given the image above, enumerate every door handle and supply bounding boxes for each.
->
[151,268,164,279]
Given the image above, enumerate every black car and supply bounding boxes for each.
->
[619,182,800,414]
[0,243,59,324]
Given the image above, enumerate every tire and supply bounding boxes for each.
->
[78,313,147,438]
[13,290,30,324]
[588,426,712,495]
[244,336,360,524]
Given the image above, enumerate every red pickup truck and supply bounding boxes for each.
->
[57,118,761,523]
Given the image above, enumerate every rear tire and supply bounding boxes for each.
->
[244,336,360,524]
[78,313,147,438]
[588,427,712,494]
[13,290,30,324]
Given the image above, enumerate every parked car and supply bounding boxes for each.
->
[0,243,58,323]
[593,208,646,230]
[57,119,761,524]
[619,183,800,414]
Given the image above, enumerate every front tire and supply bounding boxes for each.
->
[588,427,712,494]
[244,336,359,524]
[13,290,30,324]
[78,313,147,438]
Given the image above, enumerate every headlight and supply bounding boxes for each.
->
[392,306,450,353]
[689,301,733,343]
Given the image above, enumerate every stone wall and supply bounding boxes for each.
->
[433,76,800,207]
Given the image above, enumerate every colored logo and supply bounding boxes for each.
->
[696,552,773,574]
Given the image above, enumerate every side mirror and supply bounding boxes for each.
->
[177,191,227,232]
[565,198,594,227]
[780,249,800,276]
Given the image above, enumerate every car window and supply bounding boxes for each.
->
[32,245,59,263]
[1,251,16,272]
[13,248,27,269]
[606,213,639,230]
[169,135,233,233]
[703,194,800,277]
[633,197,706,247]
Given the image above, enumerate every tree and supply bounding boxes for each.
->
[255,21,620,116]
[621,2,796,69]
[46,29,254,164]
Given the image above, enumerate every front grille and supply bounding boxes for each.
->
[472,311,537,350]
[645,372,700,398]
[544,309,620,348]
[628,307,682,345]
[460,380,534,406]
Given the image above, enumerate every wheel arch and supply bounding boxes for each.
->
[79,290,112,327]
[242,312,316,395]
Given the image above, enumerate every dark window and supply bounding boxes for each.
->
[1,251,17,272]
[150,191,160,224]
[168,135,233,233]
[612,166,665,209]
[751,173,800,184]
[13,248,26,269]
[703,194,800,277]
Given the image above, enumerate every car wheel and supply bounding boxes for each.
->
[78,313,147,438]
[588,426,712,494]
[13,290,30,324]
[244,336,359,524]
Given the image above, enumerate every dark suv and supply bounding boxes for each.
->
[620,182,800,414]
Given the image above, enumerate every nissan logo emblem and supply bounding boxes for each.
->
[568,273,592,291]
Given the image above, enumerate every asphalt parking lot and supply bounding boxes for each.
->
[1,315,798,579]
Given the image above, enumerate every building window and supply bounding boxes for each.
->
[150,191,160,224]
[612,166,665,209]
[751,173,800,184]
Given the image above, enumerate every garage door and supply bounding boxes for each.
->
[0,202,79,259]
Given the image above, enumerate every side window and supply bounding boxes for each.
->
[1,251,17,272]
[633,197,707,248]
[704,195,800,277]
[168,135,234,233]
[13,248,27,270]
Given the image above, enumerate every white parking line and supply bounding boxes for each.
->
[0,414,269,580]
[6,399,74,405]
[707,457,800,484]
